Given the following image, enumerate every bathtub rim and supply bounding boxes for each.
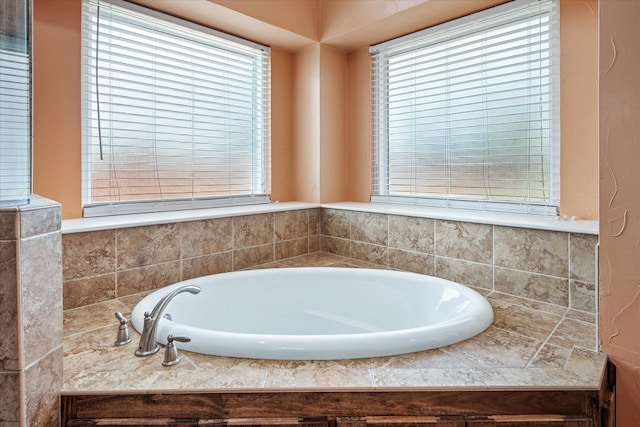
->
[131,267,495,360]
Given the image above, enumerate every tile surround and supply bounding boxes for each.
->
[570,233,598,282]
[0,200,598,424]
[59,205,600,399]
[62,253,605,394]
[494,226,569,277]
[62,230,115,280]
[435,257,492,290]
[117,223,181,270]
[0,211,17,239]
[435,220,493,264]
[24,347,63,427]
[0,371,20,424]
[389,248,434,275]
[62,206,598,316]
[181,217,232,258]
[320,208,598,313]
[182,252,233,280]
[388,215,434,253]
[233,213,274,248]
[494,267,569,307]
[0,196,63,427]
[0,240,19,372]
[62,209,321,309]
[20,232,64,367]
[60,206,601,395]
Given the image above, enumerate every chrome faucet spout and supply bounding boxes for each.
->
[135,284,201,357]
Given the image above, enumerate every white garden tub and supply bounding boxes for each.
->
[131,267,494,360]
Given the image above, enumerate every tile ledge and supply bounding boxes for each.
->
[62,202,320,234]
[322,202,598,235]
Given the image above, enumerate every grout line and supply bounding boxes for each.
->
[524,308,569,368]
[114,229,119,298]
[567,232,572,311]
[491,224,496,292]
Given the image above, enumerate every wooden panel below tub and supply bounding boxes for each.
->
[61,388,602,427]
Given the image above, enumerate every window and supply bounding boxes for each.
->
[81,0,270,217]
[371,0,559,215]
[0,0,30,204]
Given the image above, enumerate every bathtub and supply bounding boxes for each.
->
[131,267,494,360]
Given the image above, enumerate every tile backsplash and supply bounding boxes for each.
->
[320,209,597,313]
[62,207,597,314]
[62,209,320,309]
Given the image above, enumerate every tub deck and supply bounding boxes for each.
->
[62,253,608,425]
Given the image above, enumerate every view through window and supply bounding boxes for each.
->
[81,0,270,216]
[371,0,559,214]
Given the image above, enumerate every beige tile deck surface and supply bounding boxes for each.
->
[62,253,605,394]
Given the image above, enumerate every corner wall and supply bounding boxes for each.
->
[559,0,599,220]
[598,0,640,424]
[320,44,348,202]
[293,45,321,202]
[32,0,82,219]
[0,197,63,426]
[346,47,372,202]
[270,48,295,202]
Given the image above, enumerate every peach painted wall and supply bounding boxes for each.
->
[31,0,599,219]
[32,0,82,219]
[320,0,508,50]
[130,0,316,52]
[293,45,321,202]
[559,0,599,220]
[346,47,372,202]
[599,0,640,424]
[270,48,295,202]
[320,0,427,47]
[319,44,347,202]
[211,0,320,44]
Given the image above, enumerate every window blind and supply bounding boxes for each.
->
[371,0,559,215]
[81,0,270,217]
[0,0,31,204]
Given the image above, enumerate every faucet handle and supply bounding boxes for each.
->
[115,311,128,325]
[168,335,191,344]
[114,311,132,346]
[162,334,191,366]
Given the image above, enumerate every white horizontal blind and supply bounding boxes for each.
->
[0,0,31,204]
[371,0,559,215]
[81,0,270,217]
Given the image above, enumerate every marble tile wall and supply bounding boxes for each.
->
[62,209,321,309]
[0,196,63,427]
[62,207,597,314]
[321,209,598,313]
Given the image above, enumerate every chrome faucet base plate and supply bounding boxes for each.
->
[162,357,181,367]
[114,337,132,346]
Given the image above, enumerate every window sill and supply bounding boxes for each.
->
[61,201,320,234]
[61,200,598,235]
[321,202,598,235]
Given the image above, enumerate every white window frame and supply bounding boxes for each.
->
[370,0,560,215]
[81,0,270,217]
